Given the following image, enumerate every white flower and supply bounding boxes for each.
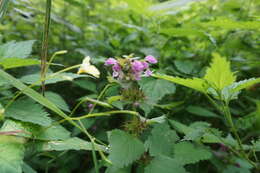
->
[77,56,100,78]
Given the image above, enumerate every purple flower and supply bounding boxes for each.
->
[134,72,141,80]
[142,61,149,69]
[145,55,157,64]
[132,60,145,72]
[105,58,117,66]
[144,69,153,76]
[112,63,121,72]
[88,104,94,109]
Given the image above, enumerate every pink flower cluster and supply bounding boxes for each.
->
[105,55,157,81]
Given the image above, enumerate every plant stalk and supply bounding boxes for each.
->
[40,0,52,96]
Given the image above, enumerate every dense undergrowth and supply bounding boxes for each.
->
[0,0,260,173]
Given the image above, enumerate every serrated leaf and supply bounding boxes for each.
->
[39,137,106,152]
[153,74,206,93]
[145,155,186,173]
[229,78,260,93]
[0,58,40,69]
[35,124,71,141]
[0,136,25,173]
[139,77,176,102]
[204,53,236,90]
[45,92,70,112]
[174,141,212,165]
[145,123,179,157]
[5,98,52,127]
[108,130,145,168]
[0,40,35,59]
[0,119,70,141]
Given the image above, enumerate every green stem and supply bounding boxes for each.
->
[70,110,139,120]
[221,102,257,168]
[40,0,52,95]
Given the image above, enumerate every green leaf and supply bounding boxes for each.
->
[160,28,204,37]
[0,136,25,173]
[39,137,106,152]
[174,60,197,74]
[145,155,186,173]
[139,77,176,102]
[5,98,52,127]
[22,163,37,173]
[204,53,236,90]
[45,92,70,112]
[145,123,179,157]
[186,106,219,118]
[74,80,97,93]
[0,58,40,69]
[174,141,212,165]
[35,124,71,141]
[20,72,88,85]
[229,78,260,93]
[0,40,35,59]
[203,18,260,30]
[153,74,206,93]
[108,130,145,168]
[0,119,70,140]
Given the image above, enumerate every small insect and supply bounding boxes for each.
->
[77,56,100,78]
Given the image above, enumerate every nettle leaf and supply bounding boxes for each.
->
[0,119,71,141]
[229,78,260,93]
[145,123,179,157]
[0,136,25,173]
[0,58,40,69]
[0,40,35,59]
[45,92,70,112]
[5,98,52,127]
[174,141,212,165]
[139,77,176,102]
[204,53,236,90]
[169,120,222,143]
[34,124,71,141]
[39,137,106,152]
[145,155,186,173]
[108,130,145,168]
[153,74,206,93]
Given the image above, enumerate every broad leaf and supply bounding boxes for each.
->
[153,74,206,93]
[0,136,25,173]
[174,141,212,164]
[204,53,236,90]
[229,78,260,93]
[5,98,52,127]
[139,77,176,102]
[145,123,179,157]
[45,92,70,112]
[145,155,186,173]
[0,58,40,69]
[108,130,145,168]
[39,137,106,152]
[0,40,35,59]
